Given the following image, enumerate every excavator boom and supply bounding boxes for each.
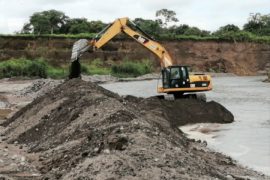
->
[71,18,174,67]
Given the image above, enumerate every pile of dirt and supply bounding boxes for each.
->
[16,79,63,99]
[141,96,234,126]
[0,79,266,179]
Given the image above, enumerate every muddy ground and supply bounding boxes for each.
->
[0,78,268,179]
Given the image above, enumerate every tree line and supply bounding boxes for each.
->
[20,9,270,38]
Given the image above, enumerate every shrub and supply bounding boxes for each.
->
[0,58,48,78]
[80,59,111,75]
[111,59,153,77]
[0,58,72,79]
[216,31,253,42]
[47,65,68,79]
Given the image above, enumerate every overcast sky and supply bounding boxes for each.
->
[0,0,269,34]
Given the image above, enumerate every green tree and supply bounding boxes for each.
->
[21,23,32,34]
[169,24,210,36]
[60,19,106,34]
[30,12,51,34]
[44,10,68,34]
[168,24,189,35]
[243,13,270,35]
[22,10,68,35]
[213,24,240,35]
[200,30,211,37]
[183,27,203,36]
[62,18,90,34]
[155,9,179,27]
[133,18,162,37]
[88,20,107,33]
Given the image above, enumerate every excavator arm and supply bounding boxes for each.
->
[94,18,174,68]
[70,18,174,69]
[121,23,174,67]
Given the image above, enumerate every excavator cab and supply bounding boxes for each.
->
[162,66,190,89]
[158,65,212,96]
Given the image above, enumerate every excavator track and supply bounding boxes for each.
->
[158,93,206,102]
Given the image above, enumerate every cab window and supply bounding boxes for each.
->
[162,69,170,88]
[170,67,180,79]
[181,67,187,80]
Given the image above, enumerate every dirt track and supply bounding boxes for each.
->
[0,79,268,179]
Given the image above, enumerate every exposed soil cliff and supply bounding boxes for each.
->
[1,36,270,75]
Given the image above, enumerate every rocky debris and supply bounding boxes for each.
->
[0,136,40,179]
[0,79,62,125]
[0,100,12,121]
[82,74,160,83]
[82,75,118,83]
[119,73,160,82]
[16,79,63,99]
[0,79,267,179]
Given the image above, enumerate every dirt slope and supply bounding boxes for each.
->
[0,79,267,179]
[1,36,270,75]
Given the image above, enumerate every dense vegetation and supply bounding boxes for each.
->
[0,59,47,78]
[111,59,153,77]
[0,58,153,79]
[14,9,270,44]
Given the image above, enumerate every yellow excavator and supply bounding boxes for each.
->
[69,17,212,99]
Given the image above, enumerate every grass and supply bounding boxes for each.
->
[0,58,68,79]
[1,31,270,44]
[0,58,153,79]
[0,58,47,78]
[160,32,270,44]
[111,59,153,77]
[47,65,68,79]
[81,59,111,75]
[48,59,112,79]
[0,33,96,39]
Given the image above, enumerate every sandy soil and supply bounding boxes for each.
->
[0,78,267,179]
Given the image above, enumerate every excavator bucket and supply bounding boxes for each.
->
[71,39,90,62]
[69,39,91,79]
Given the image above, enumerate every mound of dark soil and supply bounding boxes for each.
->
[141,97,233,127]
[1,79,266,179]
